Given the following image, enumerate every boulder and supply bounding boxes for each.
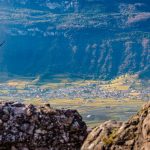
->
[0,102,87,150]
[82,102,150,150]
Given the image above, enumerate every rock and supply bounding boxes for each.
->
[27,125,35,135]
[12,102,25,107]
[0,102,87,150]
[11,146,18,150]
[0,119,3,125]
[44,103,51,108]
[1,101,150,150]
[82,102,150,150]
[142,113,150,140]
[142,142,150,150]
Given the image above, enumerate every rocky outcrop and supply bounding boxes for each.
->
[0,102,87,150]
[82,102,150,150]
[1,101,150,150]
[82,103,150,150]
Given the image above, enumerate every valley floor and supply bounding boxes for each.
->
[0,74,149,126]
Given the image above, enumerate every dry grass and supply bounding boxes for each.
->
[7,80,29,89]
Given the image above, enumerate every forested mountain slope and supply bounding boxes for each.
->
[0,0,149,79]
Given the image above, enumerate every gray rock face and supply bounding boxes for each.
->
[1,101,150,150]
[0,102,87,150]
[82,102,150,150]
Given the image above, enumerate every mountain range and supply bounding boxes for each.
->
[0,0,149,80]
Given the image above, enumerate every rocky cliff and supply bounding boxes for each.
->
[1,101,150,150]
[82,102,150,150]
[0,102,87,150]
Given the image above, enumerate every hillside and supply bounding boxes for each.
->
[0,0,149,80]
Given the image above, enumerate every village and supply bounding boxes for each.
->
[0,79,149,103]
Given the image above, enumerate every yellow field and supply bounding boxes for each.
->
[1,74,149,127]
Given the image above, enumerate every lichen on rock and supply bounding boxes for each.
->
[0,102,87,150]
[1,101,150,150]
[82,102,150,150]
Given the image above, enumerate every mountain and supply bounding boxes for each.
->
[0,0,150,80]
